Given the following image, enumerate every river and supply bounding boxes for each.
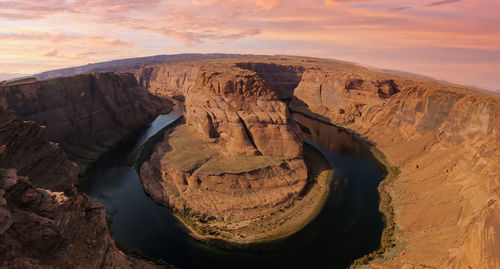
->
[80,105,385,269]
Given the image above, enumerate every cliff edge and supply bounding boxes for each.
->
[0,107,168,268]
[0,72,171,174]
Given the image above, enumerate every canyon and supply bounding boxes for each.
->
[0,54,498,268]
[0,72,170,174]
[138,64,321,243]
[0,108,169,268]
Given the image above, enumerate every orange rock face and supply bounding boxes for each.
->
[0,108,164,268]
[0,72,170,173]
[1,55,498,267]
[139,64,308,221]
[291,63,500,268]
[136,57,499,267]
[0,108,78,193]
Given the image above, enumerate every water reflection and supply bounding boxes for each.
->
[293,113,370,158]
[80,107,385,269]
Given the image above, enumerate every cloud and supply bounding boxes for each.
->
[0,0,68,20]
[159,28,260,46]
[43,49,59,57]
[388,6,412,12]
[425,0,462,7]
[0,32,130,48]
[0,72,31,80]
[388,0,462,12]
[325,0,350,5]
[0,0,498,91]
[255,0,281,10]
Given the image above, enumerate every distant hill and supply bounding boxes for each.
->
[34,54,202,80]
[34,53,260,80]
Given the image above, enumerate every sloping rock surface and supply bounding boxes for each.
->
[0,107,167,268]
[0,72,170,173]
[140,64,308,221]
[291,63,500,268]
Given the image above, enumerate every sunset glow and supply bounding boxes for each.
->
[1,0,499,90]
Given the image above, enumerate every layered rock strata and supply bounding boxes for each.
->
[0,107,167,268]
[134,65,199,99]
[140,65,308,225]
[0,72,170,173]
[0,107,78,193]
[234,62,305,100]
[125,56,500,265]
[2,54,496,267]
[291,66,500,268]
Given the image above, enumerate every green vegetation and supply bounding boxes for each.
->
[351,147,400,267]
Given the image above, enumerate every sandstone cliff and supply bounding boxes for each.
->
[234,62,305,100]
[139,64,308,226]
[135,65,199,99]
[0,72,171,173]
[3,54,495,267]
[0,107,167,268]
[290,64,500,268]
[0,107,78,193]
[126,56,500,265]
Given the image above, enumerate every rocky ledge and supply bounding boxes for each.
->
[137,64,336,244]
[0,107,169,268]
[135,56,499,267]
[0,72,171,174]
[290,60,500,268]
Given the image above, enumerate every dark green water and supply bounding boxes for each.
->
[80,108,385,269]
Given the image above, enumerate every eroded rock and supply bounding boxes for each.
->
[139,65,308,224]
[0,72,171,173]
[0,107,168,268]
[291,63,500,268]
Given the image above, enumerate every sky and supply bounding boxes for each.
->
[0,0,499,91]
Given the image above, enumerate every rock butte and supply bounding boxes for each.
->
[0,55,499,268]
[140,65,308,221]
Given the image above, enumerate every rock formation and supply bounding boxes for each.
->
[134,65,199,99]
[235,62,305,100]
[291,63,500,268]
[133,56,499,266]
[0,107,167,268]
[1,54,498,267]
[0,107,78,193]
[139,65,308,225]
[0,72,171,173]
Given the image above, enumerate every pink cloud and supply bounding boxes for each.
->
[425,0,462,7]
[43,49,59,57]
[0,0,499,90]
[388,6,412,12]
[0,32,130,48]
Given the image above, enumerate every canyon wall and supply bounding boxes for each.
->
[139,64,308,222]
[0,108,78,193]
[0,108,165,268]
[134,57,499,265]
[135,61,305,101]
[0,72,170,173]
[234,62,305,100]
[134,65,199,99]
[1,55,497,267]
[291,66,500,268]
